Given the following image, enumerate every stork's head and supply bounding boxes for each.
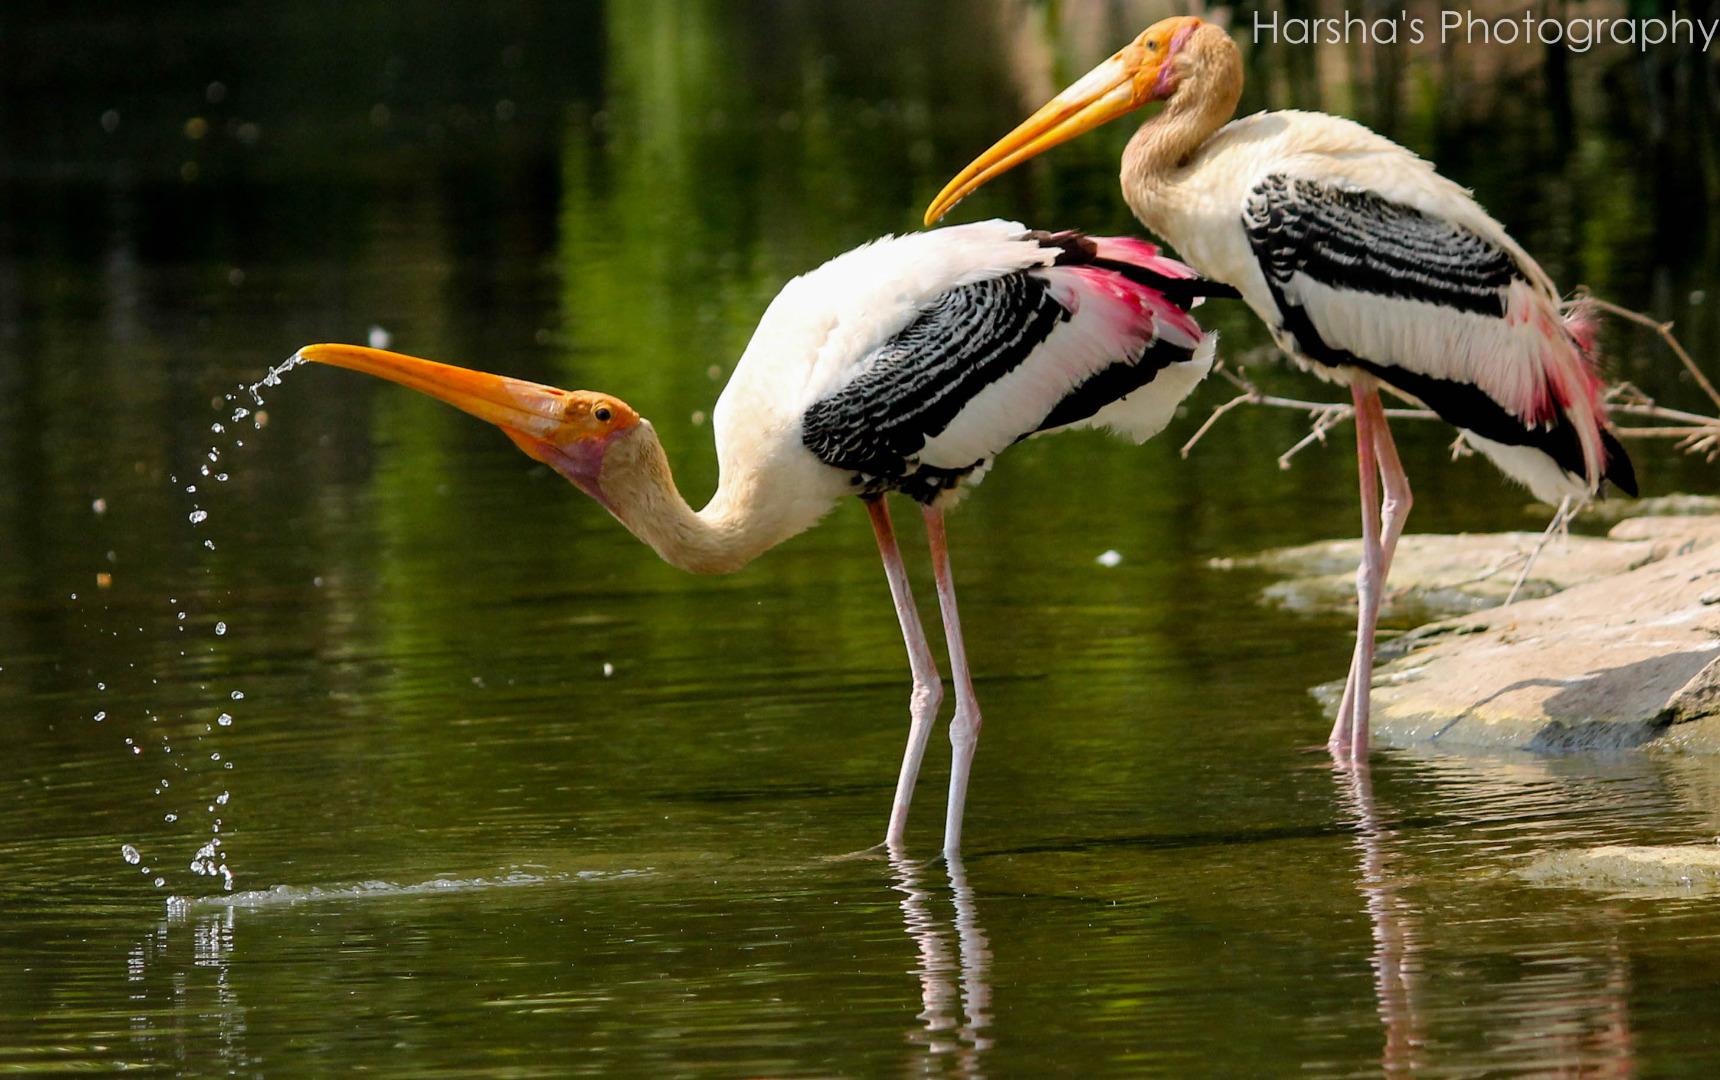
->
[924,16,1235,225]
[295,343,639,511]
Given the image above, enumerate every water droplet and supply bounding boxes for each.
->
[1096,549,1123,568]
[216,712,232,727]
[230,690,245,701]
[216,791,229,805]
[215,622,227,636]
[231,407,250,422]
[153,877,165,888]
[92,498,108,515]
[204,540,216,551]
[164,813,177,822]
[94,711,106,722]
[368,325,392,349]
[121,844,141,865]
[602,662,615,678]
[210,752,221,761]
[210,422,225,435]
[188,510,208,525]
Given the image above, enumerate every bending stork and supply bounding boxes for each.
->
[925,16,1636,760]
[299,220,1232,854]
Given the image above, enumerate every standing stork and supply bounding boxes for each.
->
[298,220,1232,854]
[924,16,1637,760]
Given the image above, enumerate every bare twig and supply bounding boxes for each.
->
[1182,291,1720,472]
[1278,406,1353,469]
[1505,494,1582,605]
[1576,289,1720,412]
[1180,390,1254,458]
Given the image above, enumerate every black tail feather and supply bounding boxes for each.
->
[1601,427,1638,497]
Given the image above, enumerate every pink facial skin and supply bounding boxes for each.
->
[507,427,620,512]
[1152,23,1199,99]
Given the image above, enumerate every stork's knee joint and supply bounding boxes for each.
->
[912,680,944,716]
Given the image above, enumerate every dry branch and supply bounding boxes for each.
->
[1183,293,1720,470]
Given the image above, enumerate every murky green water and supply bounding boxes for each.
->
[4,2,1719,1074]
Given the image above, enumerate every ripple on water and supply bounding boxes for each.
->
[165,867,654,915]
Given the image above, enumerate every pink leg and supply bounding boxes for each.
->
[923,506,982,857]
[1364,392,1414,583]
[1333,391,1413,749]
[868,498,944,850]
[1348,391,1413,754]
[1332,384,1384,761]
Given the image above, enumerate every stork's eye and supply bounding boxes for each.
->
[594,405,613,423]
[1147,38,1158,49]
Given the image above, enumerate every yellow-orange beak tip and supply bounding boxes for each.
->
[922,49,1150,227]
[289,342,599,445]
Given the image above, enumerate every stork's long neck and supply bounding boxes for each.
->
[595,421,785,575]
[1120,36,1243,234]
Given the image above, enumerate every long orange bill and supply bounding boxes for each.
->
[295,343,578,444]
[923,53,1148,227]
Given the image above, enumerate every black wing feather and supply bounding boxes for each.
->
[1243,174,1521,317]
[801,273,1070,500]
[1243,174,1637,494]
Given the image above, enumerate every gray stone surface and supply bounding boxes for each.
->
[1223,501,1720,754]
[1320,527,1720,752]
[1519,844,1720,896]
[1220,532,1659,619]
[1573,493,1720,524]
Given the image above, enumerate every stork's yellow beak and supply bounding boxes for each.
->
[923,15,1201,226]
[295,343,636,462]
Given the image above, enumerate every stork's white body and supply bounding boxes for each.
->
[1130,110,1614,502]
[302,218,1227,855]
[919,14,1636,764]
[703,220,1216,564]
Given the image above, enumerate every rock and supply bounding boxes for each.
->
[1648,659,1720,752]
[1221,532,1659,618]
[1572,493,1720,524]
[1519,844,1720,896]
[1318,540,1720,752]
[1607,514,1720,560]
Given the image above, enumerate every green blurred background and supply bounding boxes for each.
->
[2,1,1718,1075]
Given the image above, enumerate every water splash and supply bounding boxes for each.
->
[247,352,306,406]
[85,354,310,899]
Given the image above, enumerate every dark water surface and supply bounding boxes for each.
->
[4,2,1719,1074]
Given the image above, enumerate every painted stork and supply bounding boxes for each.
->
[924,16,1637,760]
[298,220,1233,854]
